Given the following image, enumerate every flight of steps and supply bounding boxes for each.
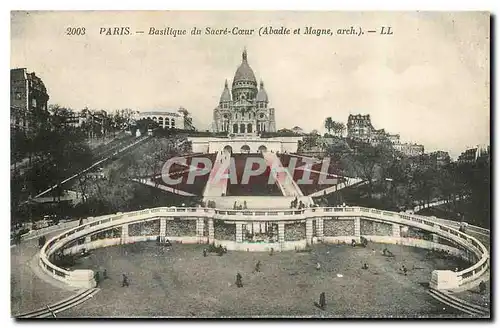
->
[427,288,489,317]
[262,152,303,197]
[203,151,231,197]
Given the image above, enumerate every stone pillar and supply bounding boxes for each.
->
[236,222,243,243]
[208,218,215,242]
[278,222,285,245]
[196,218,205,242]
[392,223,401,238]
[354,217,361,240]
[306,218,313,245]
[84,236,91,244]
[160,218,167,237]
[316,218,324,240]
[432,233,440,244]
[121,224,129,244]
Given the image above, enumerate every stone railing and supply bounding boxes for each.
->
[39,206,489,291]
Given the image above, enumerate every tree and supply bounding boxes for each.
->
[341,139,396,199]
[324,119,346,137]
[178,107,194,130]
[335,122,346,137]
[324,117,334,134]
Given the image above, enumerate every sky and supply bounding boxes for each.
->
[10,11,490,158]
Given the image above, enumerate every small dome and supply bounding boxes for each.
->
[256,81,268,102]
[220,80,231,102]
[233,49,257,84]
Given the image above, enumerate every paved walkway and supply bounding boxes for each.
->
[11,229,78,316]
[59,243,462,317]
[34,135,150,199]
[132,178,196,196]
[413,196,468,212]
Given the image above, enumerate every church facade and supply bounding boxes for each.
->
[212,49,276,136]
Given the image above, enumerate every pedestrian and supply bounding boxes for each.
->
[203,248,207,257]
[362,263,368,270]
[269,248,274,256]
[122,273,129,287]
[254,261,261,273]
[236,273,243,288]
[38,236,45,248]
[316,262,321,270]
[103,269,108,280]
[95,272,100,286]
[479,281,486,294]
[319,292,326,309]
[15,233,21,245]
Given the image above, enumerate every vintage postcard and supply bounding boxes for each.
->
[10,11,490,318]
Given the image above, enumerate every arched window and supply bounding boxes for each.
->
[233,124,238,133]
[171,119,175,128]
[158,117,164,128]
[240,124,246,133]
[165,118,170,128]
[247,123,252,133]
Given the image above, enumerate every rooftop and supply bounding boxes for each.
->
[138,111,181,117]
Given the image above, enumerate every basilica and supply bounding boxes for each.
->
[212,49,276,136]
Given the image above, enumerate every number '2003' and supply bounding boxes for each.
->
[66,27,86,35]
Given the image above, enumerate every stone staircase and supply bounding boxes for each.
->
[427,288,489,317]
[263,152,303,197]
[203,151,231,197]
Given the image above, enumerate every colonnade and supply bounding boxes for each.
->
[113,216,384,246]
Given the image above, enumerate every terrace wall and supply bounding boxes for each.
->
[39,206,489,291]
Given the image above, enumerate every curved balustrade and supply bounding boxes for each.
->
[39,206,489,291]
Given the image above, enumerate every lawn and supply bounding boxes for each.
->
[61,241,466,318]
